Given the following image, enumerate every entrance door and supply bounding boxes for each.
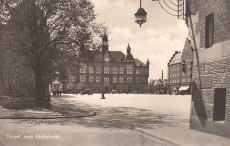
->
[128,86,131,92]
[105,86,109,93]
[213,88,226,121]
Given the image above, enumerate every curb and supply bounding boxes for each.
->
[0,112,97,119]
[135,128,180,146]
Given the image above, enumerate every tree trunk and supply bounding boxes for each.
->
[34,69,45,102]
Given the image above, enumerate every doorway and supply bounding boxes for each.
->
[128,86,131,92]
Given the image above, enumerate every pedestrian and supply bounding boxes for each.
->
[59,91,62,97]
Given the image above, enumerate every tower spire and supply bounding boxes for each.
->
[146,59,150,66]
[127,43,131,54]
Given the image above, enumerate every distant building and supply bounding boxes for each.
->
[186,0,230,138]
[168,38,193,95]
[149,70,167,94]
[61,43,149,93]
[168,51,182,94]
[149,79,167,94]
[180,38,193,94]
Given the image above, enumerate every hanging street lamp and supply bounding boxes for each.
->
[134,0,185,27]
[134,0,147,27]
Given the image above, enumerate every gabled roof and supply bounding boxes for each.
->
[169,53,181,65]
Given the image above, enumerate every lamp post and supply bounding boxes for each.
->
[101,31,108,99]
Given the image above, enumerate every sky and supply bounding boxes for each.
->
[90,0,188,80]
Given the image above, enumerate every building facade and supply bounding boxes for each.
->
[168,38,193,95]
[186,0,230,138]
[168,51,182,94]
[61,43,149,93]
[181,38,193,94]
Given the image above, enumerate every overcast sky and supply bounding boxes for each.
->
[91,0,188,80]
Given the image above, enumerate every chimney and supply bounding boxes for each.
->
[162,70,163,80]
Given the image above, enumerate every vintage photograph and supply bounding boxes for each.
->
[0,0,230,145]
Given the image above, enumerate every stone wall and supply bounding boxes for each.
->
[191,57,230,121]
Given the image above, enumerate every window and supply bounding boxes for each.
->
[113,67,117,74]
[80,75,86,82]
[127,64,133,74]
[104,77,109,83]
[119,77,124,83]
[71,76,76,82]
[205,13,214,48]
[127,77,133,83]
[89,76,94,83]
[96,76,101,83]
[104,67,109,74]
[136,77,139,83]
[127,69,133,74]
[113,77,117,83]
[80,64,86,73]
[96,67,100,74]
[119,67,123,74]
[136,69,140,74]
[89,67,94,74]
[182,72,185,76]
[213,88,226,121]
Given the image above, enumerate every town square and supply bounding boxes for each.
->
[0,0,230,145]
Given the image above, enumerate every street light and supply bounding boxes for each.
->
[101,30,108,99]
[134,0,147,27]
[134,0,185,27]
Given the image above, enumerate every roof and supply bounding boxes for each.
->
[169,53,181,65]
[109,51,125,62]
[135,59,146,66]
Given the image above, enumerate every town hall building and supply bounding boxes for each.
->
[61,43,149,93]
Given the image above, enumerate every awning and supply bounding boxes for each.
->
[179,86,190,91]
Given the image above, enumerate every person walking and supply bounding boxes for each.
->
[59,90,62,97]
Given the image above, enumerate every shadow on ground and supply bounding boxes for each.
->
[34,97,180,130]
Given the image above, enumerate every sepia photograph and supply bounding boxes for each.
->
[0,0,230,145]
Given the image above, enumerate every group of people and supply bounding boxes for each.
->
[53,90,62,97]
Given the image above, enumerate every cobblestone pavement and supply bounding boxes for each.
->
[0,118,177,146]
[0,94,230,146]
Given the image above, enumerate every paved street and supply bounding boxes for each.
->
[0,94,230,146]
